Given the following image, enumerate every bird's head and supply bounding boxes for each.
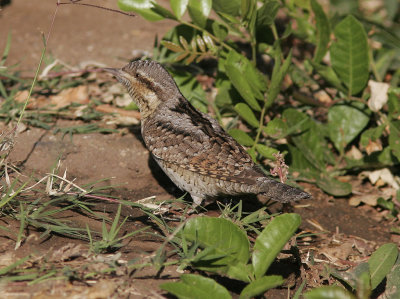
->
[104,60,179,118]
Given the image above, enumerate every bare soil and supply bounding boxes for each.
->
[0,1,397,298]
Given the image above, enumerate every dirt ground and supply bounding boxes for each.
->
[0,1,398,298]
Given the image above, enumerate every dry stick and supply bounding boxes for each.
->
[58,0,135,18]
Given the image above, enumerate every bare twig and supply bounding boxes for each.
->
[58,0,135,18]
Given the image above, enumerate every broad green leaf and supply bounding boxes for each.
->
[182,216,251,282]
[329,261,370,291]
[368,243,399,290]
[287,145,320,180]
[255,144,278,160]
[160,274,231,299]
[375,48,397,81]
[330,15,369,95]
[256,0,280,27]
[234,103,259,128]
[225,50,265,111]
[267,50,292,108]
[388,91,400,119]
[151,2,177,19]
[384,255,400,299]
[316,175,352,196]
[118,0,165,21]
[188,0,211,28]
[239,275,283,299]
[304,286,355,299]
[310,61,344,92]
[263,117,287,138]
[170,0,189,19]
[389,121,400,161]
[283,109,333,171]
[252,213,301,279]
[328,105,369,153]
[311,0,330,63]
[211,21,228,40]
[229,129,254,147]
[212,0,241,16]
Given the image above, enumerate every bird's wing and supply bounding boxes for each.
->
[142,99,263,184]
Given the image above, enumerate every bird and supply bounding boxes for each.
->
[104,59,310,207]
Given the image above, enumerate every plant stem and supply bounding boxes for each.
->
[181,21,234,52]
[252,102,268,150]
[16,1,60,131]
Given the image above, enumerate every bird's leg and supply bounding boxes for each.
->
[191,195,204,208]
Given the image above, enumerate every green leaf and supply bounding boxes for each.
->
[212,0,241,16]
[389,121,400,161]
[188,0,212,28]
[252,213,301,279]
[368,243,399,290]
[304,286,355,299]
[263,117,288,138]
[234,103,259,128]
[182,216,251,282]
[170,0,189,19]
[151,2,177,19]
[330,15,369,95]
[287,145,320,181]
[160,274,231,299]
[316,175,352,196]
[384,255,400,299]
[256,0,280,27]
[118,0,165,21]
[255,144,278,160]
[229,129,254,147]
[267,50,292,107]
[283,108,333,172]
[239,275,283,299]
[388,91,400,119]
[211,21,228,40]
[225,50,265,111]
[310,61,344,92]
[311,0,330,63]
[328,105,369,153]
[241,0,256,22]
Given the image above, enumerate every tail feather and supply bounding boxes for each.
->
[258,178,311,203]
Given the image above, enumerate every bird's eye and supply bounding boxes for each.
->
[135,73,140,78]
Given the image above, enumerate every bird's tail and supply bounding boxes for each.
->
[258,178,311,203]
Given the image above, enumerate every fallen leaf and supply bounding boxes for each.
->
[368,168,400,189]
[349,194,378,207]
[50,85,89,109]
[115,93,133,107]
[346,145,363,160]
[368,80,390,112]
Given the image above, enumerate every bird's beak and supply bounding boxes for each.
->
[103,67,123,78]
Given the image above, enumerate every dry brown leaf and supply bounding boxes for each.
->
[14,90,49,109]
[14,90,30,103]
[50,85,89,109]
[346,145,363,160]
[48,243,87,262]
[365,138,382,155]
[349,194,378,207]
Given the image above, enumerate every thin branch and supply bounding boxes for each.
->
[58,0,136,18]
